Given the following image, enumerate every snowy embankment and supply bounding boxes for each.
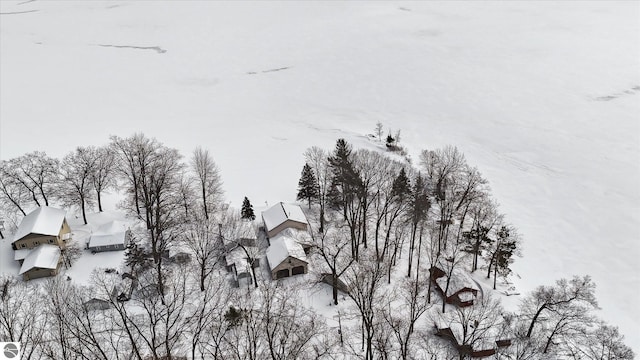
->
[1,0,638,350]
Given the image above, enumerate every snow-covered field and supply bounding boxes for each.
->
[1,0,638,351]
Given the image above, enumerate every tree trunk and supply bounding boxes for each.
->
[333,273,339,305]
[526,304,547,338]
[407,223,417,277]
[200,265,206,292]
[487,253,495,279]
[442,278,450,313]
[133,179,140,216]
[81,196,88,225]
[97,190,103,212]
[201,184,208,220]
[251,262,258,288]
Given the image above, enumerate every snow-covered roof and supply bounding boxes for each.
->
[225,246,255,274]
[88,220,130,248]
[262,202,308,231]
[266,236,307,269]
[14,249,31,261]
[225,246,257,267]
[89,232,127,248]
[19,244,61,274]
[277,227,314,245]
[94,220,129,235]
[13,206,66,243]
[436,267,479,296]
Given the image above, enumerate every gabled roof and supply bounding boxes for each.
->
[262,202,308,231]
[14,249,31,261]
[89,220,130,248]
[435,267,479,295]
[266,235,307,269]
[19,244,61,274]
[94,220,129,235]
[13,206,66,243]
[89,232,127,248]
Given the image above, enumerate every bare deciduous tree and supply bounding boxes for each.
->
[520,276,599,354]
[0,162,29,216]
[91,145,117,212]
[59,147,97,224]
[304,146,331,233]
[382,276,433,359]
[343,255,387,360]
[191,147,223,220]
[183,217,225,291]
[313,226,355,305]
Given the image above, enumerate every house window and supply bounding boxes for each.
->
[34,241,39,246]
[21,243,26,248]
[49,239,54,244]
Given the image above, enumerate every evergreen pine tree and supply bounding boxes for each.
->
[296,163,319,208]
[241,196,256,221]
[391,167,411,201]
[410,174,431,223]
[493,226,517,289]
[327,139,362,214]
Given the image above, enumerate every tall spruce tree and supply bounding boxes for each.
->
[391,167,411,200]
[327,139,362,215]
[297,163,319,208]
[241,196,256,221]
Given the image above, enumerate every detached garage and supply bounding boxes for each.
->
[266,235,308,280]
[87,220,131,252]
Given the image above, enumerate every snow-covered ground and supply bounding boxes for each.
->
[1,0,638,350]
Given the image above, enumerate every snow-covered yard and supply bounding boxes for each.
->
[1,0,638,351]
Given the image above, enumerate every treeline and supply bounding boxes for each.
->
[297,138,633,359]
[0,134,634,359]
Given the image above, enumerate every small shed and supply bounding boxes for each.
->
[262,202,308,238]
[225,246,259,279]
[88,220,131,252]
[266,235,308,280]
[19,244,62,281]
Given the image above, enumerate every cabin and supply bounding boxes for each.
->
[87,220,130,252]
[430,266,480,307]
[262,202,308,238]
[12,206,71,250]
[266,235,308,280]
[18,244,62,281]
[84,298,111,311]
[434,322,512,358]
